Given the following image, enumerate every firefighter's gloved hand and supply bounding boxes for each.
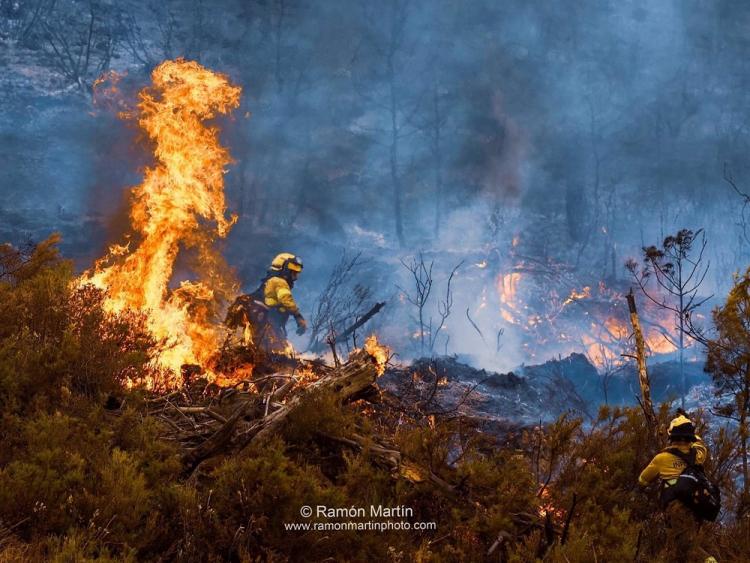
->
[295,315,307,335]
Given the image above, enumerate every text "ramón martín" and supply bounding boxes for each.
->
[316,505,413,518]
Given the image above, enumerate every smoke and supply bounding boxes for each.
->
[3,0,750,369]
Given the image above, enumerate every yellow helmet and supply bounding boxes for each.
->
[270,253,303,273]
[668,414,695,440]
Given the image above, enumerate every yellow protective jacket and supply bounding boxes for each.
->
[263,276,300,316]
[638,439,708,486]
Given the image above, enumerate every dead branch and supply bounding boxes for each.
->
[465,307,487,345]
[317,432,401,473]
[398,253,434,355]
[182,401,251,472]
[336,301,386,343]
[175,406,228,424]
[626,290,658,440]
[560,493,577,545]
[236,349,379,449]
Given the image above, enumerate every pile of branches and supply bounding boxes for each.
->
[148,349,400,476]
[146,346,461,497]
[144,346,564,557]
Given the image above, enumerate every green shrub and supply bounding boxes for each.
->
[3,236,750,561]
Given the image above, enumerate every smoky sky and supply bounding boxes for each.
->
[2,0,750,367]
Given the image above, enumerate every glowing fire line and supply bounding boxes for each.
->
[495,268,678,368]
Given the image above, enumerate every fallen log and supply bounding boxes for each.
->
[318,432,401,473]
[315,431,456,494]
[235,348,380,448]
[174,406,228,424]
[174,347,382,473]
[182,401,251,472]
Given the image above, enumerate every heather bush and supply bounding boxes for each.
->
[3,236,750,561]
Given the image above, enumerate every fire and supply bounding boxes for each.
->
[364,335,390,375]
[92,70,126,113]
[562,286,591,307]
[493,267,678,370]
[581,317,629,367]
[537,487,565,519]
[498,272,523,325]
[79,59,242,387]
[295,365,320,387]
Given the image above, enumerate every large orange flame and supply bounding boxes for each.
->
[79,59,242,387]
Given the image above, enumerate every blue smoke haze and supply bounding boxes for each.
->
[1,0,748,369]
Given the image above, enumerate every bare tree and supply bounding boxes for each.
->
[399,253,462,356]
[308,251,374,352]
[398,252,433,356]
[724,163,750,247]
[118,1,177,68]
[0,0,42,41]
[626,228,712,408]
[351,0,425,248]
[590,343,626,406]
[412,74,454,238]
[32,0,120,93]
[428,260,462,353]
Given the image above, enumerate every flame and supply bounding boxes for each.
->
[498,272,523,325]
[364,335,390,375]
[644,326,677,355]
[537,487,565,519]
[562,286,591,307]
[92,70,126,113]
[494,267,678,369]
[294,365,320,388]
[78,59,242,387]
[582,317,629,367]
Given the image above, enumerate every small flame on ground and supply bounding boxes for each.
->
[537,487,565,519]
[498,272,522,325]
[295,365,320,388]
[562,286,591,307]
[364,335,390,375]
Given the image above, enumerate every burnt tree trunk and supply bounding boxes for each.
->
[627,290,658,439]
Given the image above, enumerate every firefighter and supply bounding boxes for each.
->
[638,410,714,562]
[225,253,307,354]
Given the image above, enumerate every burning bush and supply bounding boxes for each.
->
[0,235,158,413]
[80,59,242,387]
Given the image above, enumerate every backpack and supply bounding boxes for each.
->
[225,294,269,329]
[662,447,721,522]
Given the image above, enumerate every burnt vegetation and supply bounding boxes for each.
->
[5,1,750,561]
[2,237,750,562]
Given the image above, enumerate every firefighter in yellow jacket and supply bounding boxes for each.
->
[638,414,708,488]
[638,411,714,562]
[225,253,307,354]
